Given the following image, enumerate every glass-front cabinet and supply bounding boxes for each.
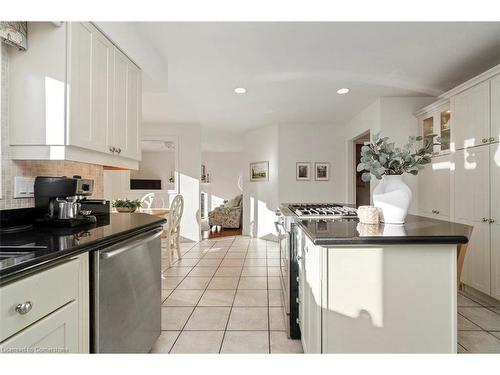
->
[417,101,451,156]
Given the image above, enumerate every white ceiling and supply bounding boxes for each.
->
[98,22,500,132]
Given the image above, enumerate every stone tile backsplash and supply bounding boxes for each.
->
[1,43,103,210]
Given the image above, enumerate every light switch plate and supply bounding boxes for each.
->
[14,176,35,198]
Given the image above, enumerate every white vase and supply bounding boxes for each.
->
[372,175,412,224]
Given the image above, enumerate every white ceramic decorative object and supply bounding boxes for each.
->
[372,175,412,224]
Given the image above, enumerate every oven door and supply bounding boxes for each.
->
[275,220,289,316]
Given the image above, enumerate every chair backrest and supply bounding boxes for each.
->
[140,192,165,208]
[140,193,155,208]
[168,194,184,233]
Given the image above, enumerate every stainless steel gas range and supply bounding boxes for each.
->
[275,203,357,339]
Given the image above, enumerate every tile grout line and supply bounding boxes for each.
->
[218,238,248,353]
[167,237,220,353]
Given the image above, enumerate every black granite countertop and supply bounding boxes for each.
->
[298,214,472,246]
[0,212,166,284]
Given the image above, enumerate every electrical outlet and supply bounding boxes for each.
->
[14,176,35,198]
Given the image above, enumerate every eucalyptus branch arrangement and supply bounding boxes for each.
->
[357,132,440,182]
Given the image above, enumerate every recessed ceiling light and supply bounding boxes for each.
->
[337,88,350,95]
[234,87,246,94]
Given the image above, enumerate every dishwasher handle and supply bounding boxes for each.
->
[100,228,163,260]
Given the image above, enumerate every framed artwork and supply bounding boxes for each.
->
[296,162,311,181]
[315,162,330,181]
[250,161,269,182]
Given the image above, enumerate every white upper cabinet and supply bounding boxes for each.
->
[8,22,141,169]
[111,49,141,160]
[68,22,113,154]
[491,74,500,145]
[417,102,451,156]
[451,80,492,150]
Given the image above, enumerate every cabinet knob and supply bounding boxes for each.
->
[482,138,488,143]
[490,137,496,142]
[296,276,300,283]
[296,297,300,304]
[117,148,122,154]
[482,217,489,222]
[15,301,33,315]
[490,219,496,224]
[296,255,303,262]
[109,146,115,153]
[435,210,440,214]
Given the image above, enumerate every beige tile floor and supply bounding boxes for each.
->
[457,290,500,353]
[152,235,500,354]
[152,235,303,354]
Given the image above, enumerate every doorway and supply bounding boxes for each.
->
[353,131,371,207]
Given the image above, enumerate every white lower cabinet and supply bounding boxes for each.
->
[299,237,322,354]
[0,302,78,353]
[418,154,451,220]
[0,254,88,353]
[453,143,500,299]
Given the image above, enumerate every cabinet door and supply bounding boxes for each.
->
[491,142,500,300]
[0,302,79,353]
[68,22,113,153]
[452,80,490,150]
[433,155,451,219]
[112,50,141,160]
[418,163,435,217]
[111,49,128,154]
[301,239,322,353]
[491,74,500,144]
[123,63,141,160]
[454,147,491,294]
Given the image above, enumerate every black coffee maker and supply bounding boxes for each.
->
[34,176,97,227]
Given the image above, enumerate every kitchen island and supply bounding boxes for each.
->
[295,215,472,353]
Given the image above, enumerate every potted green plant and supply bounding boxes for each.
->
[357,132,439,224]
[112,199,142,213]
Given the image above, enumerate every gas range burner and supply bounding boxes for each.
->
[288,203,357,218]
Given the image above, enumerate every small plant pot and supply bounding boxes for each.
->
[115,207,137,213]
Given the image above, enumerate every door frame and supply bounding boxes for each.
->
[346,130,371,206]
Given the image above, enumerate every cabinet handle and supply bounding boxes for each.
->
[490,137,496,142]
[482,217,489,222]
[482,138,488,144]
[15,301,33,315]
[490,219,496,224]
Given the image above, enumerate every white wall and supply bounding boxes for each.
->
[130,150,176,190]
[278,123,347,204]
[201,151,243,213]
[143,123,201,242]
[344,97,435,213]
[242,125,279,240]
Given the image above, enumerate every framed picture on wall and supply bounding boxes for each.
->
[315,162,330,181]
[296,162,311,181]
[250,161,269,182]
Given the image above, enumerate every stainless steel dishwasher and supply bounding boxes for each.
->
[91,228,162,353]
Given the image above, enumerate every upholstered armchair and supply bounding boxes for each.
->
[208,194,243,229]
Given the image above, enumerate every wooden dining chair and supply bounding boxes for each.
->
[162,194,184,266]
